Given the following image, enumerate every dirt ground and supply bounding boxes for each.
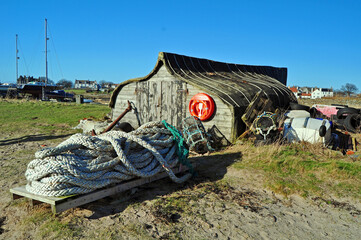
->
[1,129,360,240]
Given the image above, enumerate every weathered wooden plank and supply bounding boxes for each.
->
[161,81,172,125]
[116,94,137,100]
[157,82,162,120]
[111,97,140,128]
[10,164,194,214]
[174,81,186,128]
[148,82,156,122]
[116,85,136,94]
[115,84,137,101]
[202,121,233,129]
[180,82,188,128]
[241,91,274,129]
[138,81,149,125]
[114,102,138,114]
[10,187,60,205]
[113,82,139,125]
[168,81,176,126]
[53,174,160,213]
[121,84,136,91]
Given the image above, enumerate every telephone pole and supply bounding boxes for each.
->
[16,34,19,83]
[42,18,49,100]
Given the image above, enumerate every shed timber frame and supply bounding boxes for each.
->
[110,52,296,142]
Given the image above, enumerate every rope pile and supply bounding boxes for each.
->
[25,121,192,197]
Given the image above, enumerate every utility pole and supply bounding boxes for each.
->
[42,18,49,100]
[16,34,19,84]
[45,18,48,86]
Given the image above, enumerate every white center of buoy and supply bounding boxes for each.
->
[198,103,203,116]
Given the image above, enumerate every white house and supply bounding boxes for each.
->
[103,83,118,89]
[311,88,333,99]
[74,80,99,89]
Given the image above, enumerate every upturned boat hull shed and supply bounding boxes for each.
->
[109,52,297,142]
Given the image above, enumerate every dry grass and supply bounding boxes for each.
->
[230,140,361,198]
[299,96,361,108]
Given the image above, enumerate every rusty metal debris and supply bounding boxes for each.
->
[92,100,132,136]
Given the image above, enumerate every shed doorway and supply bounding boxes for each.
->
[136,80,187,127]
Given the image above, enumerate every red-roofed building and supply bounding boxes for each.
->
[289,86,300,99]
[300,93,311,99]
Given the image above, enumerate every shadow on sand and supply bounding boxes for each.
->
[0,134,73,146]
[85,151,243,219]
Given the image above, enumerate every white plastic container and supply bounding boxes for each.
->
[283,117,331,144]
[285,110,310,118]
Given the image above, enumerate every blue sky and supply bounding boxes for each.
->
[0,0,360,90]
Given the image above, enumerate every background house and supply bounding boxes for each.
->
[74,80,99,90]
[300,93,311,99]
[103,83,118,89]
[311,88,333,99]
[289,86,300,99]
[288,86,334,99]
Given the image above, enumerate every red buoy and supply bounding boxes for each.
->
[189,93,215,121]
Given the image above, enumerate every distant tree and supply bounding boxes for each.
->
[340,83,358,96]
[99,80,114,88]
[333,89,346,97]
[99,80,107,88]
[57,79,73,88]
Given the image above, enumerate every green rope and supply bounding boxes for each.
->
[162,120,195,175]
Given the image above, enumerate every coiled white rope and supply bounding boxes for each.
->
[25,121,192,197]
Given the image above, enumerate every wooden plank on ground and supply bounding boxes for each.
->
[10,164,194,214]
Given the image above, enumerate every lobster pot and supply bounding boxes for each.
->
[253,112,278,133]
[182,116,212,153]
[110,52,297,143]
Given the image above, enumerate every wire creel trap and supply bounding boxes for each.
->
[182,116,213,154]
[253,112,279,141]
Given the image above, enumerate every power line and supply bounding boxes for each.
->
[47,23,64,79]
[17,37,30,76]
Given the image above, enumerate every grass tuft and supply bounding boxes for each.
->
[20,208,80,239]
[231,142,361,198]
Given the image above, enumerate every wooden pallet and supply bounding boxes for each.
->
[10,165,193,214]
[241,90,275,130]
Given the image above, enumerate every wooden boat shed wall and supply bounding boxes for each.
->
[109,52,297,142]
